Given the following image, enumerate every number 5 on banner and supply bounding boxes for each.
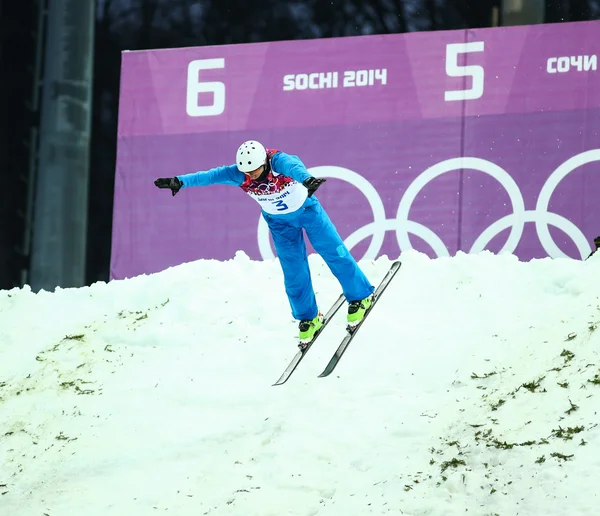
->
[186,58,225,117]
[444,42,484,102]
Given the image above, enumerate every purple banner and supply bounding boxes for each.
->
[112,21,600,280]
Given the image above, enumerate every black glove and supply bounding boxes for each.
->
[303,177,326,197]
[154,177,182,197]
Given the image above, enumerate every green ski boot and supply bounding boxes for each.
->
[347,295,374,328]
[298,312,324,346]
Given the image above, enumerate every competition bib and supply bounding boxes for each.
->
[240,170,308,215]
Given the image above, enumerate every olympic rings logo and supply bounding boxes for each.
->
[256,150,600,261]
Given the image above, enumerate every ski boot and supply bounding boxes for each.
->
[347,295,374,328]
[298,312,324,347]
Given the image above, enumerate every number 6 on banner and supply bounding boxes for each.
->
[444,42,484,102]
[186,58,225,117]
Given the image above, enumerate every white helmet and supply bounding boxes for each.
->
[236,140,267,173]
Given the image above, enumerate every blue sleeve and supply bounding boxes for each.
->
[176,165,244,188]
[271,152,312,184]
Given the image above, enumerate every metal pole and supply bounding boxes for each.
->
[21,0,48,287]
[30,0,94,292]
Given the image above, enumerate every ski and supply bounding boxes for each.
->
[272,293,346,386]
[318,260,402,378]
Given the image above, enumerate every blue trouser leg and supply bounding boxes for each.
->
[302,200,374,302]
[265,216,319,321]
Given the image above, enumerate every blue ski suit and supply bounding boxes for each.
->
[176,149,374,321]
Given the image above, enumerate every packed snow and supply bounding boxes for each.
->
[1,250,599,516]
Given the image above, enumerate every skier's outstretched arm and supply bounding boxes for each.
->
[272,152,326,197]
[154,165,244,196]
[271,152,311,183]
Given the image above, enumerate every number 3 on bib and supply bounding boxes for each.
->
[273,199,289,211]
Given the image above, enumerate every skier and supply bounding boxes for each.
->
[154,140,374,346]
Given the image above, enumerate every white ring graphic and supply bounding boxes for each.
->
[256,150,600,261]
[535,149,600,259]
[397,157,525,256]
